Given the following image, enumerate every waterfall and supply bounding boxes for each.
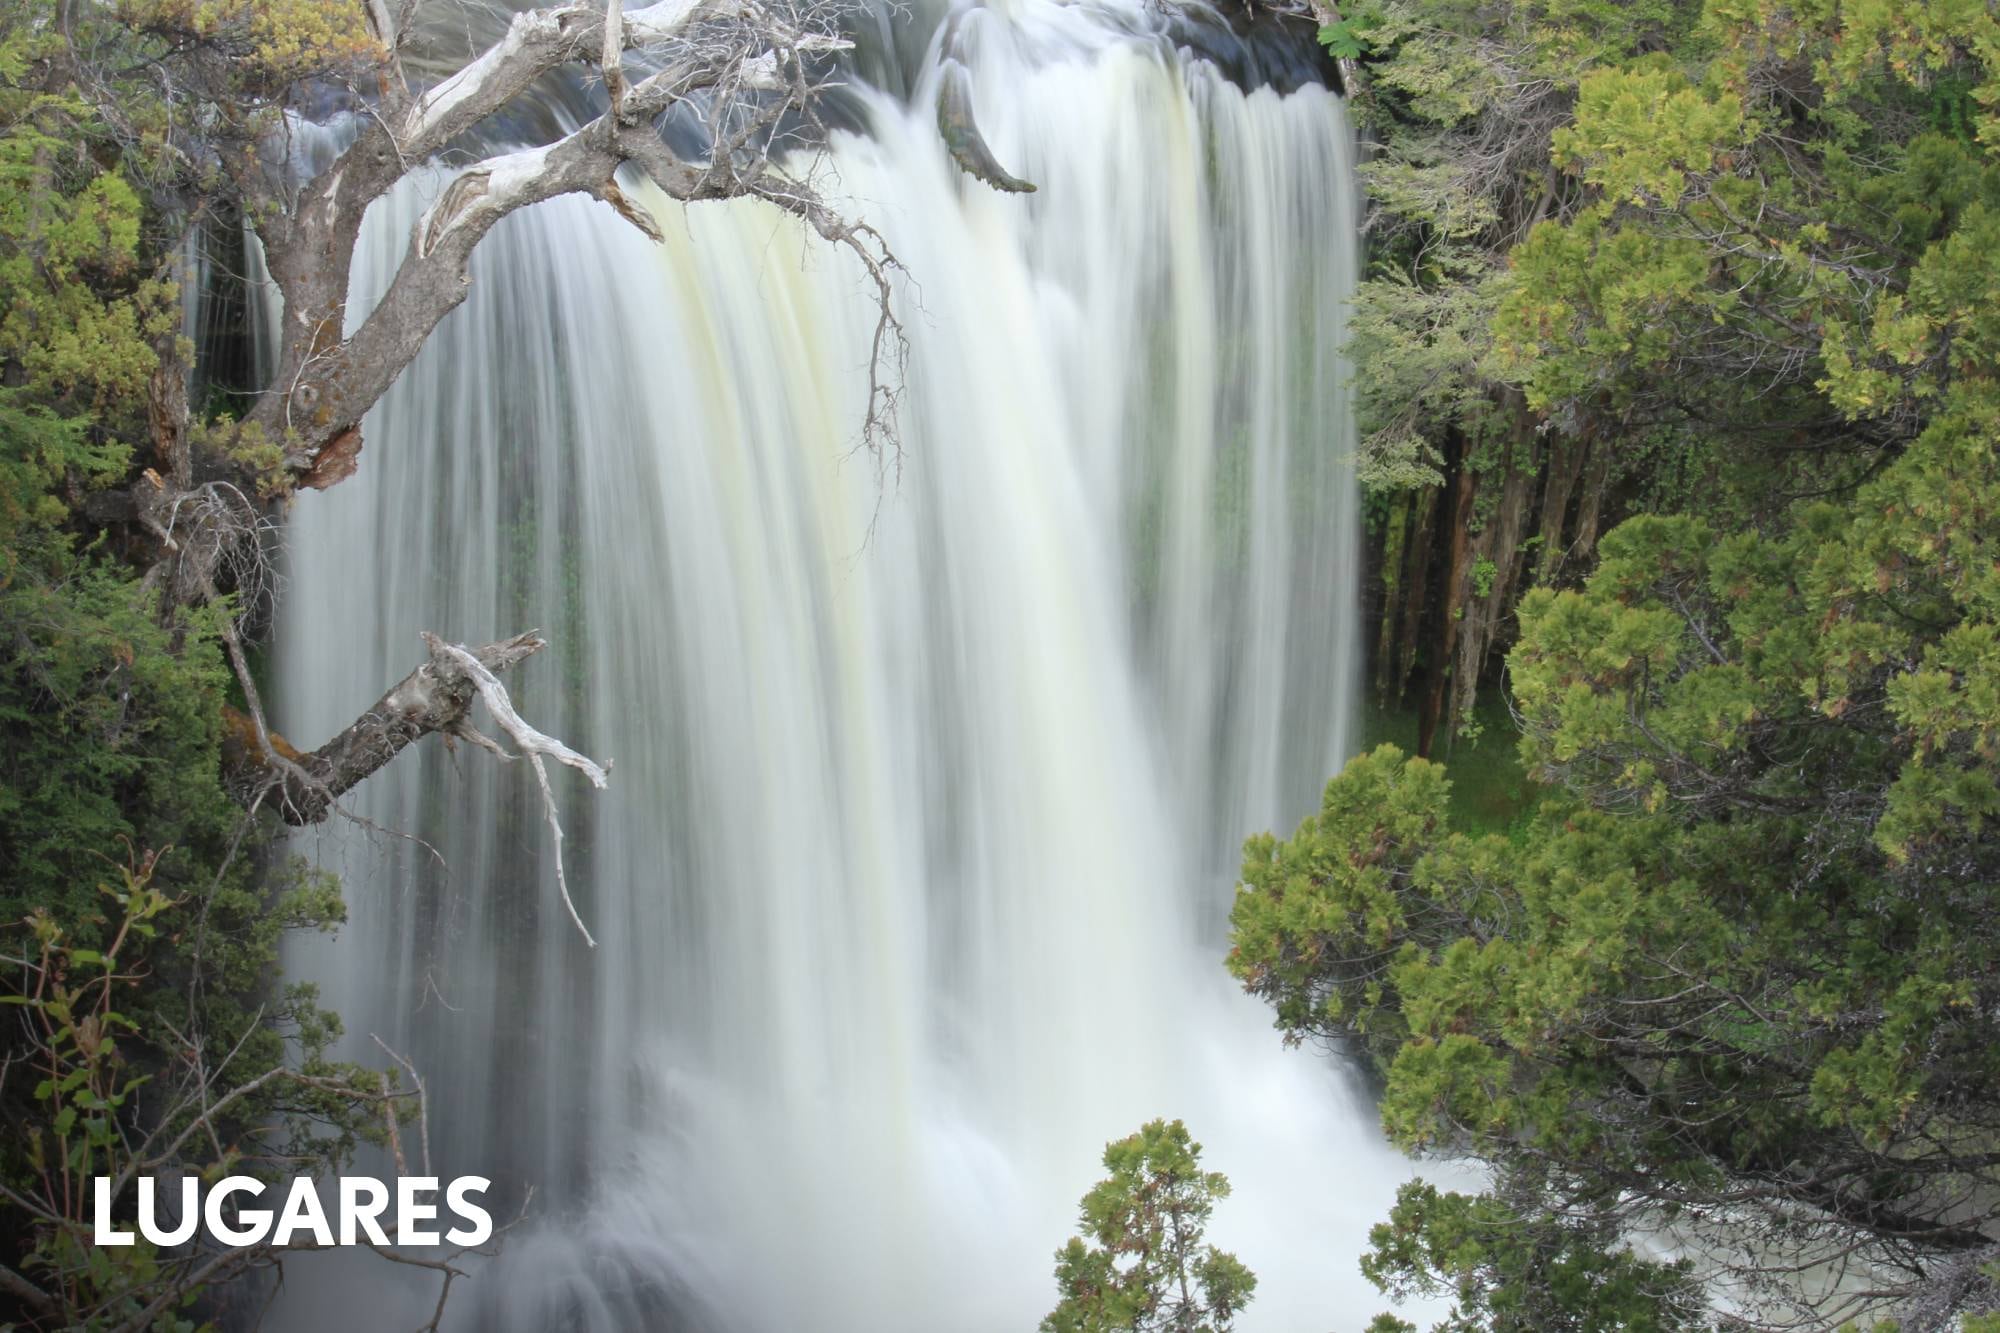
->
[274,2,1420,1327]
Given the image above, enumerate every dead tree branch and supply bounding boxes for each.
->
[246,0,904,490]
[428,637,610,948]
[222,630,611,944]
[226,631,539,822]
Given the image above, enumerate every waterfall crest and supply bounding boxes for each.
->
[276,4,1410,1327]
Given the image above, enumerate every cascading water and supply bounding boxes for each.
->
[274,2,1425,1327]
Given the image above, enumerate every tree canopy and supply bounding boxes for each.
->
[1233,0,2000,1324]
[1041,1120,1256,1333]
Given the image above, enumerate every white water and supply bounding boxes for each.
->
[276,4,1423,1328]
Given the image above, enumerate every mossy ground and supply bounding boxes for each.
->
[1357,695,1539,841]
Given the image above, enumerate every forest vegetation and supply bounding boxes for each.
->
[1227,0,2000,1327]
[1040,1120,1256,1333]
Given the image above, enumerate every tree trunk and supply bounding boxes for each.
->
[1418,453,1477,758]
[1391,482,1439,710]
[1372,490,1410,707]
[1535,428,1583,585]
[1570,431,1614,562]
[1450,428,1534,735]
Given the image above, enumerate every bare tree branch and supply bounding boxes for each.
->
[246,0,900,490]
[429,636,609,947]
[224,630,546,825]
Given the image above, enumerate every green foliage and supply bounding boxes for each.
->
[1320,11,1383,62]
[0,507,372,1316]
[1234,390,2000,1321]
[116,0,379,92]
[1476,0,2000,519]
[1358,700,1540,838]
[1347,0,2000,744]
[0,24,177,411]
[1042,1121,1256,1333]
[1468,556,1496,599]
[1361,1179,1706,1331]
[1229,745,1461,1054]
[1345,258,1501,488]
[8,852,211,1332]
[0,3,385,1321]
[1338,0,1691,491]
[0,391,129,568]
[13,855,180,1194]
[1246,58,2000,1286]
[1552,64,1746,208]
[0,545,232,919]
[5,847,374,1328]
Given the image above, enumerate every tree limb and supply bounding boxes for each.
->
[0,1262,56,1318]
[429,635,610,948]
[223,630,549,826]
[246,0,894,489]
